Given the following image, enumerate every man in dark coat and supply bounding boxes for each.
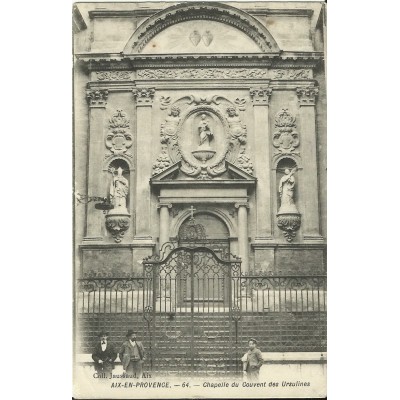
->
[119,330,146,379]
[91,331,117,377]
[242,338,264,382]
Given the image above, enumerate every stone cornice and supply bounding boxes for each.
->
[85,81,318,93]
[89,9,162,19]
[243,8,314,17]
[73,5,87,33]
[151,179,256,188]
[251,242,326,249]
[88,8,314,19]
[75,52,324,71]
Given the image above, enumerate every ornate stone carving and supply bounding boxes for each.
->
[296,86,319,105]
[96,71,132,81]
[202,31,213,47]
[277,214,301,242]
[271,69,312,80]
[105,110,133,159]
[86,89,108,107]
[153,149,172,175]
[105,215,130,243]
[249,87,272,105]
[137,68,269,80]
[132,88,155,104]
[178,219,207,241]
[152,95,253,178]
[237,150,254,175]
[159,96,172,110]
[234,98,247,111]
[272,109,300,156]
[277,168,301,242]
[189,30,201,46]
[225,105,253,174]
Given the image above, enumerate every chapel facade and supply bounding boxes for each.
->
[74,1,326,376]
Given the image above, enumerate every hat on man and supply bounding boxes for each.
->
[126,329,137,338]
[98,330,109,337]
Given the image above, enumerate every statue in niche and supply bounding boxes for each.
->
[109,167,129,213]
[278,168,299,214]
[197,114,214,148]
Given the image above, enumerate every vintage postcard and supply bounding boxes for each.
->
[73,1,327,398]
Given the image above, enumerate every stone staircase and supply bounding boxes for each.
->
[77,311,326,375]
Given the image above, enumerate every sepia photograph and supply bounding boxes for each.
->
[73,1,327,398]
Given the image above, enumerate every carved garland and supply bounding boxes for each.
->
[137,68,269,80]
[96,71,132,81]
[136,69,313,80]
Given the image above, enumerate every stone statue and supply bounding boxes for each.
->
[161,105,181,143]
[226,106,246,144]
[109,167,129,212]
[197,114,213,148]
[278,168,299,214]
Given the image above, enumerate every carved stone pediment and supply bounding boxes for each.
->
[123,2,280,54]
[151,161,256,185]
[152,95,253,180]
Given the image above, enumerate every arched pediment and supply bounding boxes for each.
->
[123,2,280,54]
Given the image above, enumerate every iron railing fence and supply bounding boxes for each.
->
[77,274,326,314]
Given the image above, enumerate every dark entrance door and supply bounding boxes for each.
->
[143,247,241,377]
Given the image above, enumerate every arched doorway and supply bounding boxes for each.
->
[177,212,230,260]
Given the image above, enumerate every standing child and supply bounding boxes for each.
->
[242,338,264,382]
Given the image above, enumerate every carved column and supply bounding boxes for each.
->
[84,89,108,241]
[158,203,172,249]
[250,87,273,240]
[132,88,155,242]
[296,86,322,240]
[236,202,249,273]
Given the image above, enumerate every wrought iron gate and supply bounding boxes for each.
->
[142,246,241,377]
